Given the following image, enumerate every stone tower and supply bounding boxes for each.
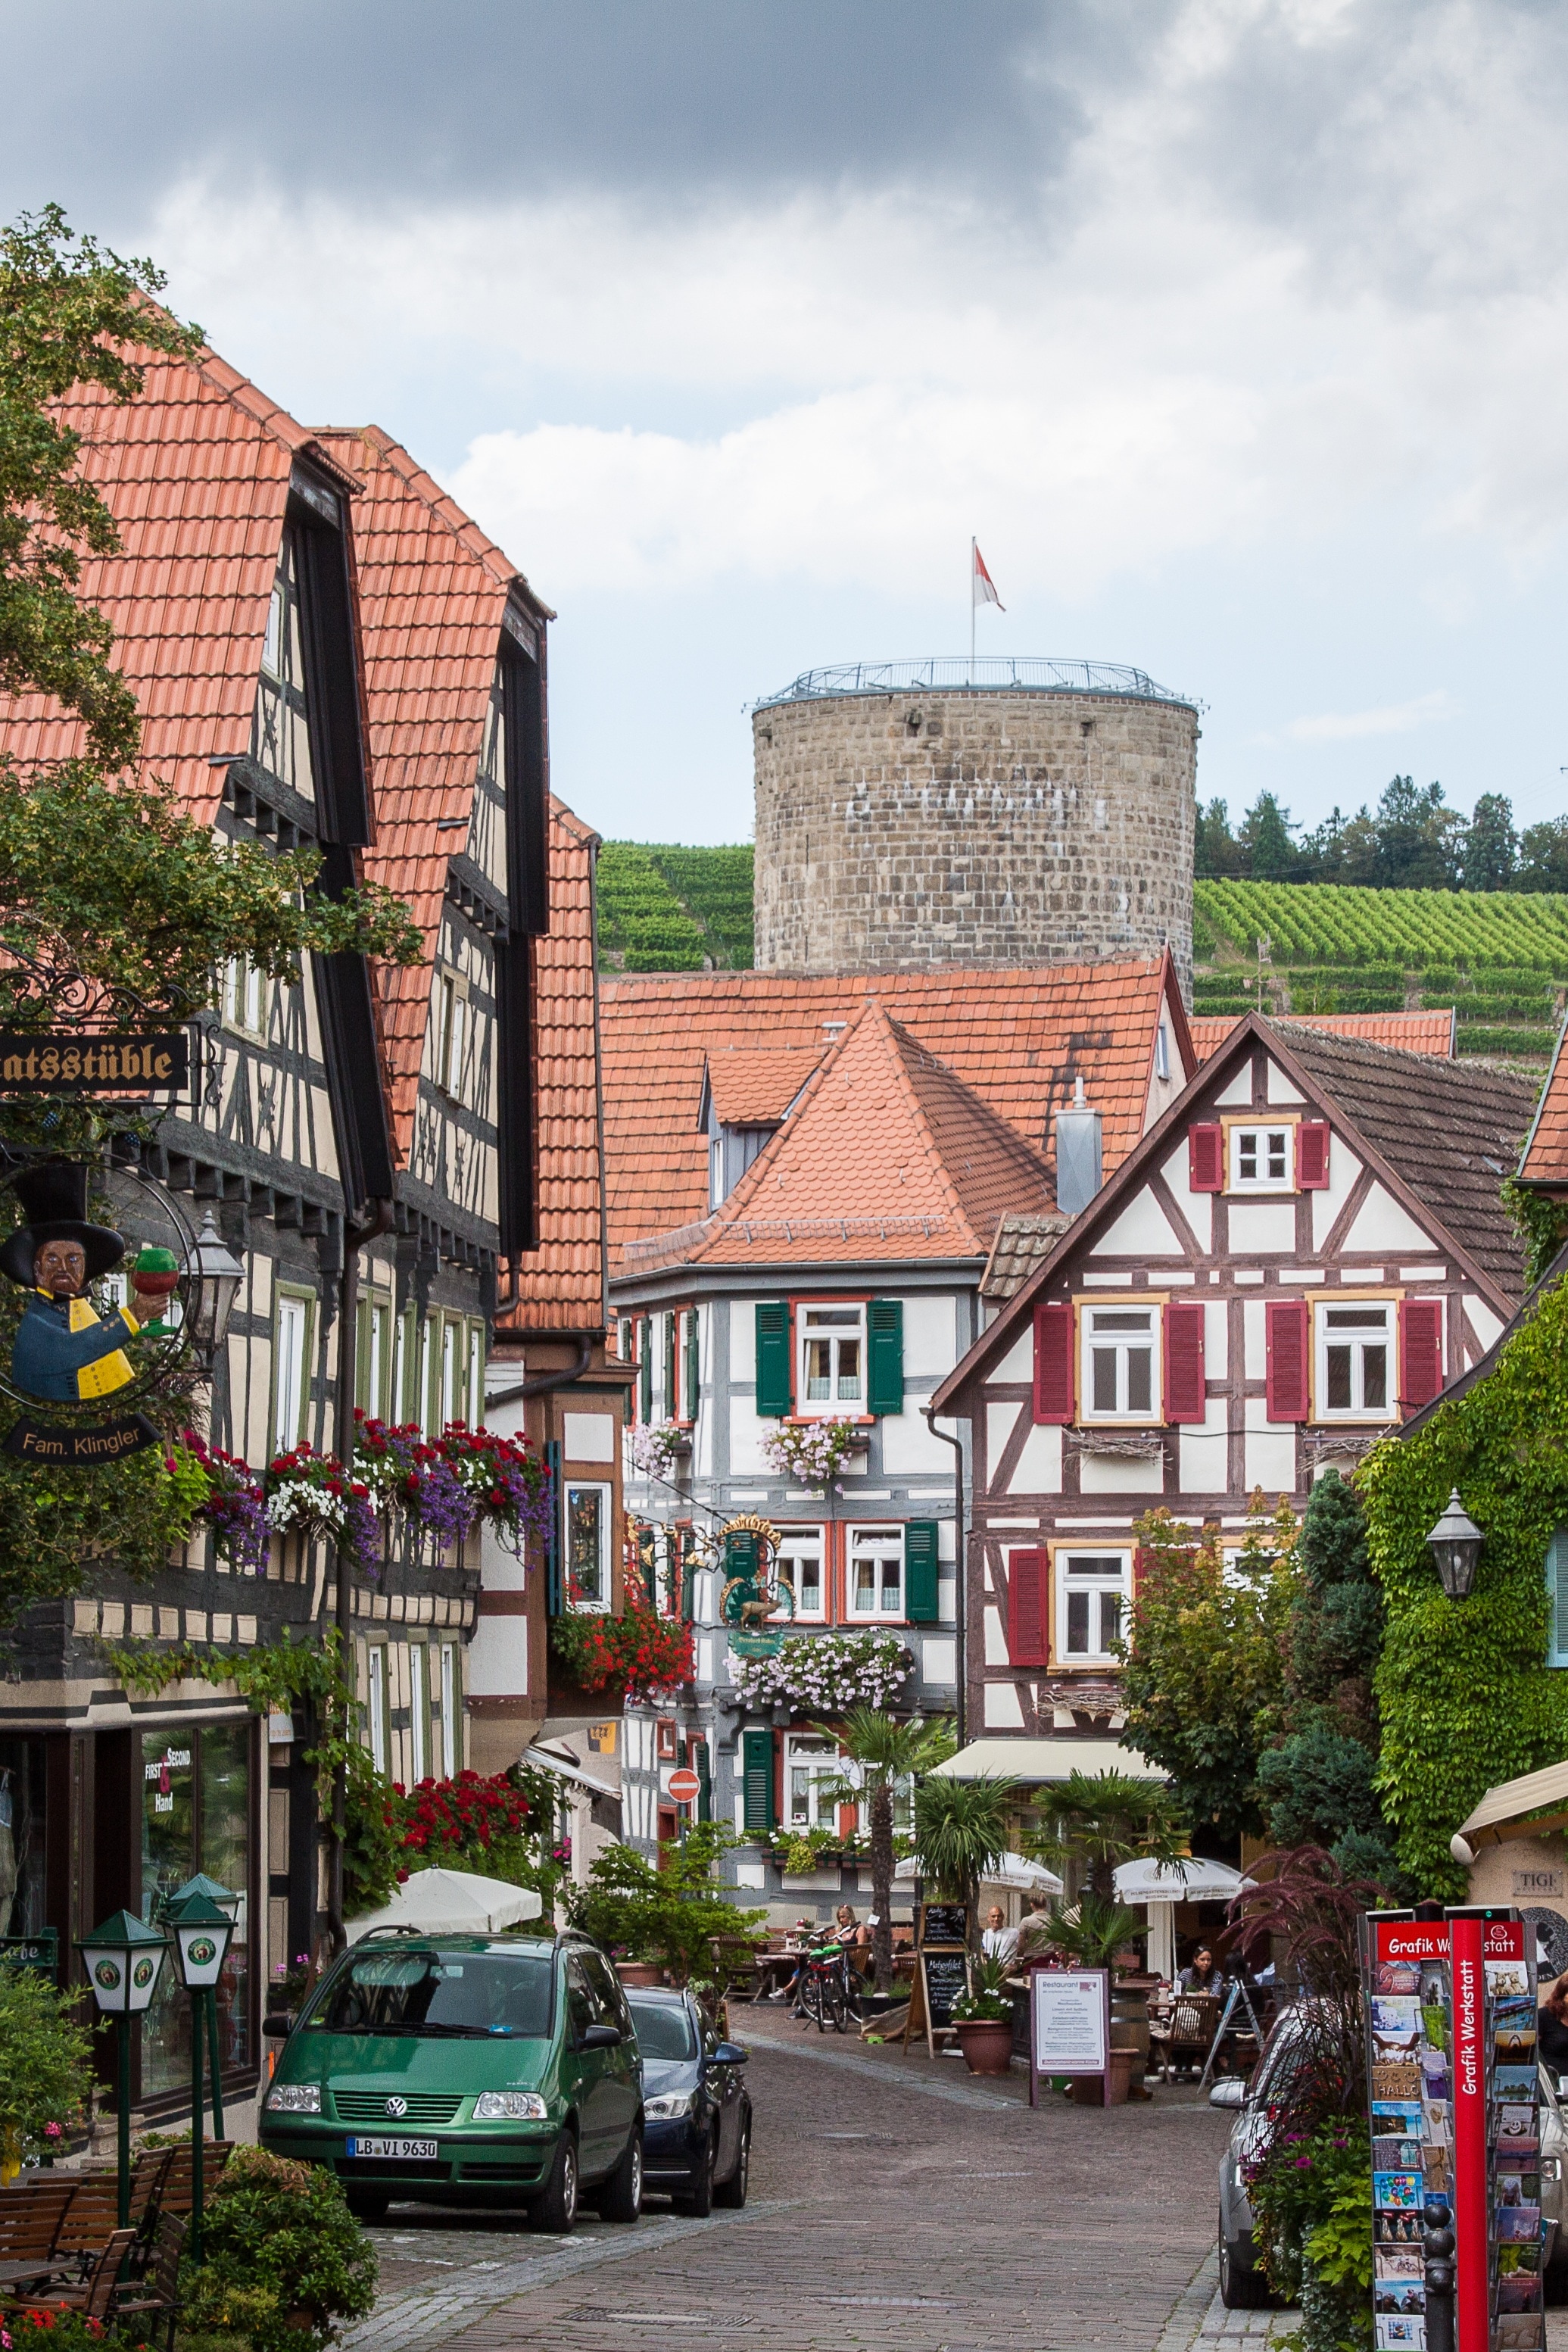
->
[752,659,1199,993]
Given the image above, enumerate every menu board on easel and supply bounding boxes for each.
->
[902,1948,970,2060]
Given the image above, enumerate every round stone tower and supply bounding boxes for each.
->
[752,658,1198,991]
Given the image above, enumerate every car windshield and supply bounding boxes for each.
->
[628,1999,697,2060]
[306,1948,554,2038]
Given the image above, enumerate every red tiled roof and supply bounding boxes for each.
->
[1519,1015,1568,1190]
[703,1048,821,1127]
[0,346,339,817]
[1191,1009,1457,1061]
[601,955,1186,1270]
[625,1001,1051,1271]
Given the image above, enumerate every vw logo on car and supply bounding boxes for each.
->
[385,2096,408,2118]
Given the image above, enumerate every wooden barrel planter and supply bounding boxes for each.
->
[615,1961,663,1987]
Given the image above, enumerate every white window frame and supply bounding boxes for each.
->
[223,956,266,1039]
[273,1292,311,1452]
[776,1525,826,1624]
[846,1524,906,1622]
[1080,1302,1161,1424]
[366,1646,388,1774]
[1315,1298,1395,1421]
[1227,1124,1295,1194]
[418,1318,433,1437]
[566,1481,613,1611]
[797,1301,866,1418]
[439,1642,459,1776]
[784,1733,842,1831]
[1155,1019,1171,1081]
[467,1324,485,1430]
[441,1318,458,1429]
[1056,1549,1133,1665]
[410,1643,429,1783]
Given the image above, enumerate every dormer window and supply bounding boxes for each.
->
[709,1123,775,1210]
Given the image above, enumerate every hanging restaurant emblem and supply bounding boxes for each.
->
[719,1514,795,1658]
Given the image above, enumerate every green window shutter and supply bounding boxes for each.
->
[725,1530,759,1579]
[681,1530,697,1622]
[867,1298,904,1415]
[741,1727,776,1830]
[637,1318,653,1425]
[684,1309,700,1423]
[755,1301,792,1417]
[904,1521,940,1622]
[696,1741,712,1823]
[662,1312,678,1416]
[1551,1530,1568,1667]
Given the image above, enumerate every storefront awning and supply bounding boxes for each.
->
[930,1739,1160,1784]
[1456,1757,1568,1846]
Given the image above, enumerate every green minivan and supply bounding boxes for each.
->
[259,1929,644,2232]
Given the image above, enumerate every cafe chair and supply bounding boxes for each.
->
[0,2178,77,2262]
[109,2210,185,2352]
[1151,1991,1221,2081]
[19,2226,136,2322]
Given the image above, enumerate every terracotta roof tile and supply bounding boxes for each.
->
[602,955,1183,1271]
[1192,1009,1457,1060]
[1519,1015,1568,1190]
[703,1048,822,1127]
[979,1210,1071,1300]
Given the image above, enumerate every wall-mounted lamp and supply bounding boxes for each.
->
[1426,1489,1483,1602]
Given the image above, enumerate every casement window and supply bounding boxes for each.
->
[418,1318,434,1437]
[272,1290,313,1452]
[1229,1124,1293,1192]
[432,969,469,1099]
[566,1482,611,1609]
[756,1298,904,1419]
[847,1525,906,1621]
[1548,1531,1568,1670]
[784,1734,841,1830]
[467,1323,485,1428]
[777,1526,826,1621]
[800,1304,864,1409]
[1155,1019,1171,1081]
[1058,1551,1131,1664]
[366,1645,388,1774]
[439,1642,459,1776]
[1188,1118,1330,1193]
[357,1295,391,1421]
[223,956,266,1038]
[1081,1304,1160,1421]
[1317,1300,1393,1419]
[637,1317,653,1427]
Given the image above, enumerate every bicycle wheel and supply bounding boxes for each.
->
[827,1978,851,2033]
[801,1968,824,2029]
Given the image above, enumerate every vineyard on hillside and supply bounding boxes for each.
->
[597,842,755,972]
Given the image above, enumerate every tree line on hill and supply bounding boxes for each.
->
[1198,775,1568,892]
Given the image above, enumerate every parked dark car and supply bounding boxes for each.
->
[625,1986,751,2216]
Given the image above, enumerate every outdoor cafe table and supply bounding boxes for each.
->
[0,2258,86,2293]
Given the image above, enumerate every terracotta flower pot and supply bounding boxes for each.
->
[615,1961,663,1987]
[953,2018,1014,2076]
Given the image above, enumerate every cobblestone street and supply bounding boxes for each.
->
[342,2007,1239,2352]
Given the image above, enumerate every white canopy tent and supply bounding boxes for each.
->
[347,1867,544,1942]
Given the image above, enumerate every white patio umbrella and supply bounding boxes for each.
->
[895,1850,1063,1894]
[1111,1858,1247,1904]
[347,1867,544,1942]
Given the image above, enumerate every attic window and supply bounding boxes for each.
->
[1155,1021,1171,1081]
[822,1021,846,1038]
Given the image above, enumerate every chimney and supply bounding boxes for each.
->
[1055,1075,1102,1218]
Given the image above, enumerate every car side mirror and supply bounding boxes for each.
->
[579,2023,622,2051]
[712,2042,748,2066]
[262,2014,294,2041]
[1208,2078,1248,2108]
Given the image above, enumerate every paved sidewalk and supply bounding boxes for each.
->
[344,2001,1233,2352]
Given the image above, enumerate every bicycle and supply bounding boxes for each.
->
[800,1942,858,2034]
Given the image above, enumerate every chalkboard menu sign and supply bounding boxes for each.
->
[921,1948,969,2031]
[918,1902,968,1948]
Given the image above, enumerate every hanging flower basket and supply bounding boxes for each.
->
[628,1418,689,1480]
[731,1629,915,1716]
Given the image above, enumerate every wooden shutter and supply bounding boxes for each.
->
[662,1312,678,1417]
[1033,1302,1075,1424]
[867,1299,904,1415]
[1549,1530,1568,1669]
[680,1528,697,1623]
[1005,1548,1050,1667]
[1298,1121,1331,1189]
[1132,1547,1153,1599]
[904,1521,940,1622]
[637,1319,652,1426]
[740,1727,777,1831]
[1189,1124,1224,1192]
[544,1438,563,1614]
[1264,1299,1311,1422]
[1163,1299,1206,1423]
[755,1301,793,1416]
[1399,1297,1445,1415]
[684,1309,700,1423]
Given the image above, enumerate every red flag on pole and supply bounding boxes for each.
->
[972,541,1004,610]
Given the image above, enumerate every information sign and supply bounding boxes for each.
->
[1029,1967,1109,2107]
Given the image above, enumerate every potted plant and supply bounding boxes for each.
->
[951,1954,1014,2075]
[911,1771,1018,1957]
[811,1705,956,1994]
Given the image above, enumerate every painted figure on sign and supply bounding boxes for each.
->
[0,1162,164,1402]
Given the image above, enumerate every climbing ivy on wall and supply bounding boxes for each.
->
[1361,1274,1568,1900]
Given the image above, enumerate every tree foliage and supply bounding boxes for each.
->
[1194,773,1559,896]
[563,1823,765,1984]
[0,1967,94,2163]
[911,1772,1016,1954]
[814,1705,953,1992]
[1024,1766,1186,1901]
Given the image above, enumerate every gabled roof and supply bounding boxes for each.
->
[622,1000,1052,1273]
[1192,1009,1457,1060]
[600,953,1190,1269]
[932,1011,1535,1410]
[1517,1014,1568,1190]
[0,348,351,819]
[700,1048,821,1128]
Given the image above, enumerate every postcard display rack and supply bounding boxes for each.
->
[1370,1911,1542,2352]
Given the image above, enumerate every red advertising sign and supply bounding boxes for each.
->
[666,1768,701,1805]
[1451,1914,1488,2352]
[1373,1917,1523,1964]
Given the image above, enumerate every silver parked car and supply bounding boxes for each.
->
[1212,2010,1567,2309]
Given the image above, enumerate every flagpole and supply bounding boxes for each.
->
[970,537,975,676]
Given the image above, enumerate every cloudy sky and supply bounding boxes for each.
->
[5,0,1568,845]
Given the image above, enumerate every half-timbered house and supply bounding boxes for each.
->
[930,1013,1537,1764]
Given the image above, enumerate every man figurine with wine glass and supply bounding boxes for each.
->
[0,1161,173,1403]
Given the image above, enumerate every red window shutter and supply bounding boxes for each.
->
[1189,1124,1224,1192]
[1006,1549,1049,1667]
[1033,1302,1075,1424]
[1264,1299,1311,1422]
[1298,1121,1331,1189]
[1399,1297,1445,1414]
[1132,1546,1153,1599]
[1163,1299,1207,1424]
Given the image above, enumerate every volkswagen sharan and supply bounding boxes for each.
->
[260,1930,644,2233]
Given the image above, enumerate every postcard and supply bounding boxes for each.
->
[1377,1961,1422,1995]
[1495,2066,1539,2098]
[1494,1995,1538,2024]
[1375,2063,1425,2099]
[1495,2173,1541,2209]
[1374,2284,1426,2316]
[1498,2245,1542,2276]
[1376,2213,1423,2245]
[1496,2024,1538,2057]
[1421,2002,1448,2052]
[1376,2250,1424,2282]
[1374,2136,1423,2170]
[1495,2104,1540,2150]
[1374,2100,1426,2132]
[1374,2172,1423,2211]
[1374,2319,1424,2352]
[1374,1996,1423,2035]
[1496,2205,1543,2244]
[1487,1964,1531,2001]
[1494,2313,1544,2351]
[1496,2275,1543,2315]
[1421,2147,1453,2190]
[1423,2101,1453,2146]
[1420,2049,1451,2096]
[1375,2032,1424,2069]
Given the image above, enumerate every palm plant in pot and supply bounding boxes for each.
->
[812,1705,956,1993]
[911,1771,1018,1957]
[950,1952,1015,2075]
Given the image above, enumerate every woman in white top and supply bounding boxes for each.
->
[980,1904,1018,1964]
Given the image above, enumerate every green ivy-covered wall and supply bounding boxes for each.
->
[1362,1274,1568,1900]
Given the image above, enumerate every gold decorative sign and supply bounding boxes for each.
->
[0,1034,188,1093]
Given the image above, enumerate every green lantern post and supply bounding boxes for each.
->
[167,1873,239,2138]
[75,1911,168,2228]
[164,1892,234,2263]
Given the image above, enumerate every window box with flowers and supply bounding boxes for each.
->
[732,1628,916,1717]
[550,1560,695,1705]
[761,1416,868,1490]
[628,1418,690,1482]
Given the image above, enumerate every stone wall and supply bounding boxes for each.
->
[753,686,1197,994]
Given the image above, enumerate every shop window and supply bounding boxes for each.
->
[272,1291,313,1452]
[140,1723,251,2101]
[1057,1551,1130,1664]
[846,1526,904,1621]
[784,1734,841,1830]
[0,1742,45,1939]
[566,1482,611,1609]
[1228,1125,1293,1193]
[799,1304,863,1412]
[1317,1300,1392,1418]
[1081,1304,1159,1422]
[777,1526,825,1622]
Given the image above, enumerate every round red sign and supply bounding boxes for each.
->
[667,1768,701,1804]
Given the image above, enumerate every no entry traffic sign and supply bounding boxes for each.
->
[668,1767,700,1804]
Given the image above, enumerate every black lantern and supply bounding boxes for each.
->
[186,1211,245,1372]
[165,1891,235,2261]
[76,1910,167,2227]
[1426,1488,1483,1602]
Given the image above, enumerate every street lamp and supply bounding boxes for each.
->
[1426,1489,1484,1602]
[164,1892,234,2263]
[186,1211,245,1372]
[167,1873,240,2138]
[76,1911,167,2228]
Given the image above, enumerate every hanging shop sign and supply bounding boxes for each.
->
[719,1515,795,1658]
[0,1035,188,1094]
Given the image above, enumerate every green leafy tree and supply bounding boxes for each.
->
[911,1773,1017,1956]
[1519,815,1568,894]
[812,1705,955,1991]
[1464,793,1518,892]
[0,1967,93,2164]
[1025,1767,1186,1901]
[1195,797,1245,879]
[565,1823,765,1984]
[1239,791,1298,881]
